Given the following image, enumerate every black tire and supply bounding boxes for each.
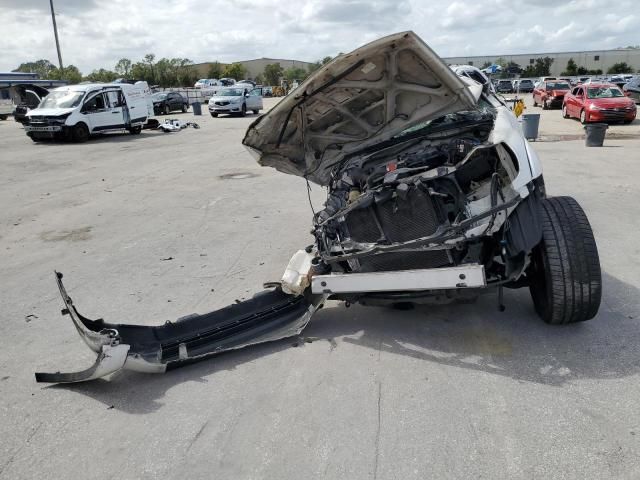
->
[211,112,218,118]
[0,115,7,121]
[253,109,259,114]
[562,104,569,119]
[129,125,142,135]
[72,123,89,143]
[164,104,171,115]
[528,196,601,324]
[240,103,246,117]
[182,104,188,113]
[542,99,549,110]
[623,119,633,125]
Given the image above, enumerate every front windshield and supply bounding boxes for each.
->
[587,86,624,99]
[547,82,570,90]
[216,88,245,97]
[39,90,85,109]
[152,93,167,100]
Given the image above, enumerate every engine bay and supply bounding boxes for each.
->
[313,110,523,281]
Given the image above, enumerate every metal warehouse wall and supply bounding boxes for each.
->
[444,49,640,75]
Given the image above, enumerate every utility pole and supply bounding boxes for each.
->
[49,0,64,70]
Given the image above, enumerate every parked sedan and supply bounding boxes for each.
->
[532,80,571,109]
[623,77,640,104]
[496,80,513,93]
[562,83,636,124]
[514,79,534,93]
[152,92,189,115]
[208,86,263,117]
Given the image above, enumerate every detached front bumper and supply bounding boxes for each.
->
[35,272,324,383]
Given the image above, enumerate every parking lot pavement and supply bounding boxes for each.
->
[1,101,640,480]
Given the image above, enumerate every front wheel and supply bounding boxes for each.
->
[164,104,171,115]
[182,104,187,113]
[253,109,260,115]
[72,123,89,143]
[562,105,569,118]
[580,109,588,124]
[129,125,142,135]
[528,197,601,324]
[210,112,218,118]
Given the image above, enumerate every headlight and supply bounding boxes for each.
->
[589,104,601,111]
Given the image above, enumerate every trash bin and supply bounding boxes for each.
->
[521,114,540,140]
[192,102,202,116]
[584,123,608,147]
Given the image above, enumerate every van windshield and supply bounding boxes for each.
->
[39,91,85,109]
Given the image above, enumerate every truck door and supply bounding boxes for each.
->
[81,91,124,132]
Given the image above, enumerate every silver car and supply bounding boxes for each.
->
[208,86,263,117]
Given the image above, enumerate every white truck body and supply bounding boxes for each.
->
[25,82,154,140]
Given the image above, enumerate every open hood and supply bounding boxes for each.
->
[242,31,478,186]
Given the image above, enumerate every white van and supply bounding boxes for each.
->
[24,82,154,142]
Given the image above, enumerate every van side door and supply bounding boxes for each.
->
[80,92,124,132]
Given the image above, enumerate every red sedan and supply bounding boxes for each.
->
[562,83,637,124]
[532,80,571,109]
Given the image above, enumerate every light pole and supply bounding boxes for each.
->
[49,0,64,70]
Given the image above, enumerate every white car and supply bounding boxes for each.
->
[36,31,602,383]
[208,86,263,117]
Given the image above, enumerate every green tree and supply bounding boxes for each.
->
[263,63,283,85]
[607,62,633,74]
[222,63,246,80]
[114,58,132,77]
[49,65,82,83]
[84,68,118,82]
[206,61,223,79]
[562,58,578,76]
[283,67,307,82]
[12,59,57,78]
[307,61,322,74]
[321,56,333,65]
[143,54,156,83]
[576,66,588,75]
[521,57,554,77]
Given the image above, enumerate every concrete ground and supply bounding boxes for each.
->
[1,98,640,479]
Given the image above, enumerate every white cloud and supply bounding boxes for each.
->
[0,0,638,74]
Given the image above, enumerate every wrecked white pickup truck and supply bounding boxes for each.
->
[36,32,601,383]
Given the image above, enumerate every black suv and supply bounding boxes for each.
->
[152,92,189,115]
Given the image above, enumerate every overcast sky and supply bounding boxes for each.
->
[0,0,637,73]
